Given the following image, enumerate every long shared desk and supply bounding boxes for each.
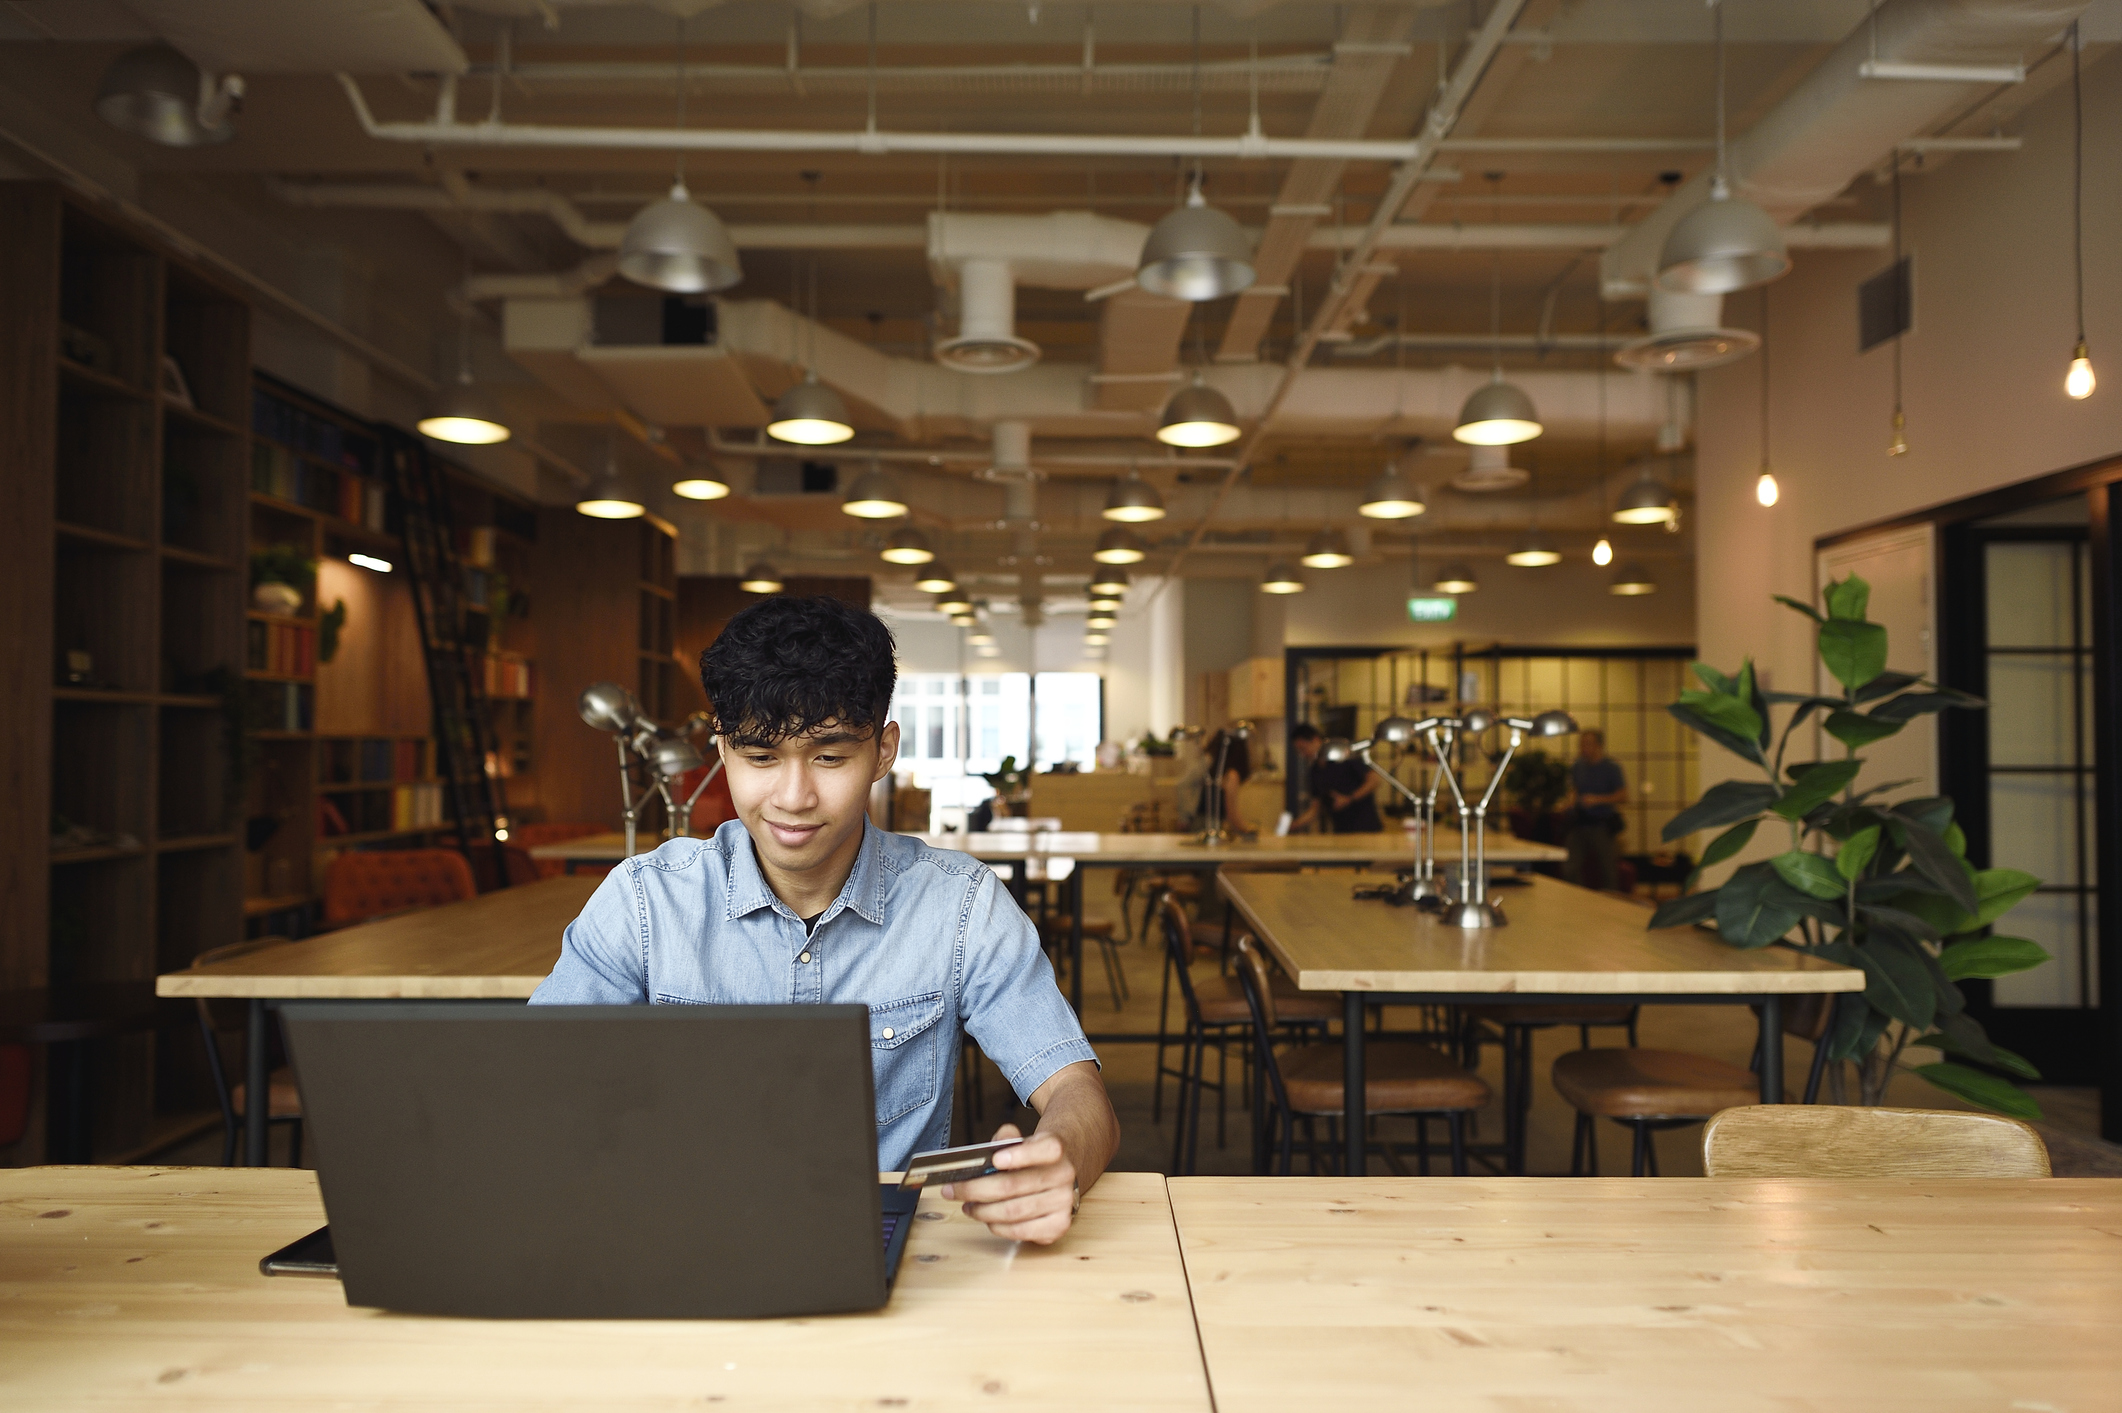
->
[5,1166,2115,1410]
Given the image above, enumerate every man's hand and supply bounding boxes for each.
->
[940,1122,1076,1244]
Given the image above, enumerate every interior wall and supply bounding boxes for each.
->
[1691,47,2122,874]
[312,560,427,736]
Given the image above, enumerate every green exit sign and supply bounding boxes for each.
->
[1407,596,1458,623]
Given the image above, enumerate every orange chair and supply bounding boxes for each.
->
[510,823,607,880]
[322,848,477,927]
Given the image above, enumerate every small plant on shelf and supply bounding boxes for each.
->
[1655,574,2048,1118]
[249,544,316,616]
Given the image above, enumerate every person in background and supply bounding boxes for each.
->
[1199,727,1255,836]
[1566,728,1627,891]
[1288,723,1383,834]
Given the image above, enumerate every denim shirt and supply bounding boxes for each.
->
[529,819,1097,1169]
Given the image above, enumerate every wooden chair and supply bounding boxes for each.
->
[1702,1105,2051,1179]
[322,848,477,927]
[1037,914,1129,1012]
[509,823,605,880]
[1234,936,1490,1176]
[188,939,305,1167]
[1154,895,1336,1173]
[1551,1046,1764,1176]
[1462,1002,1640,1174]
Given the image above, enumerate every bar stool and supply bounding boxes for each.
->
[1462,1002,1639,1174]
[1550,1047,1764,1176]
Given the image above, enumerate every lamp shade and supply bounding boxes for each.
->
[95,45,236,147]
[1612,471,1678,525]
[767,373,854,445]
[1093,528,1147,565]
[1609,562,1658,595]
[417,377,511,445]
[1086,612,1117,630]
[739,561,785,593]
[1260,560,1306,594]
[967,629,996,646]
[1358,464,1426,519]
[1101,473,1166,523]
[1300,528,1354,569]
[1433,562,1479,594]
[1136,189,1257,301]
[1088,567,1129,596]
[1452,379,1543,446]
[1505,529,1561,567]
[618,182,742,294]
[935,591,975,615]
[1656,191,1790,296]
[1375,715,1420,745]
[880,527,936,565]
[913,563,959,594]
[1088,594,1122,612]
[576,681,641,734]
[672,464,730,500]
[649,734,704,779]
[1156,377,1242,448]
[575,463,645,519]
[841,465,908,519]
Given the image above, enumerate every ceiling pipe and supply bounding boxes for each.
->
[1600,0,2089,297]
[705,434,1236,472]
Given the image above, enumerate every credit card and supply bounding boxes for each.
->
[898,1137,1023,1189]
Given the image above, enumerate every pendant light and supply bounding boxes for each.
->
[672,464,730,501]
[880,527,936,565]
[576,439,645,520]
[1454,211,1542,446]
[618,22,741,294]
[913,563,959,594]
[1260,561,1306,594]
[739,561,785,593]
[768,371,855,445]
[1156,374,1242,448]
[841,462,908,519]
[1359,461,1427,519]
[966,628,996,647]
[2064,23,2096,399]
[1612,465,1678,525]
[1432,562,1479,595]
[1656,2,1789,295]
[1102,469,1167,523]
[1086,613,1117,631]
[1886,156,1910,456]
[1089,566,1130,597]
[1135,21,1255,301]
[1088,593,1123,613]
[1093,528,1148,565]
[1592,537,1614,566]
[1300,529,1354,570]
[95,44,241,147]
[421,255,512,446]
[936,591,974,616]
[1755,288,1779,506]
[1506,531,1560,568]
[1609,562,1658,596]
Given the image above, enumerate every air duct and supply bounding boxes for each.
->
[927,212,1147,377]
[1452,445,1529,493]
[936,258,1038,373]
[1614,288,1760,372]
[983,420,1038,481]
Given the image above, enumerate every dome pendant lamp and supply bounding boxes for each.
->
[880,527,936,565]
[841,462,908,519]
[1260,561,1307,594]
[672,463,730,500]
[1358,461,1427,520]
[1506,530,1561,568]
[1454,242,1542,446]
[1093,528,1148,565]
[1156,374,1242,448]
[1300,528,1354,570]
[1656,2,1788,295]
[619,23,741,294]
[576,438,645,520]
[1102,468,1167,523]
[740,561,785,594]
[95,44,242,147]
[1136,180,1257,302]
[768,371,855,445]
[1432,562,1479,595]
[1088,567,1130,597]
[1612,466,1678,526]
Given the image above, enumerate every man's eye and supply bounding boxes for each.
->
[744,754,775,766]
[813,754,843,766]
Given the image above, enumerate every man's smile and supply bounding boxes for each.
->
[764,819,826,848]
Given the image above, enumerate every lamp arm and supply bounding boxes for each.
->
[1359,751,1424,808]
[1476,730,1524,815]
[1425,729,1470,813]
[682,756,725,811]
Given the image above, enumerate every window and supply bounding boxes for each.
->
[1033,672,1104,771]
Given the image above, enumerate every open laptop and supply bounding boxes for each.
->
[277,1002,916,1319]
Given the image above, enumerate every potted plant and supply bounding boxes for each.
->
[980,755,1031,818]
[249,544,316,617]
[1503,747,1572,843]
[1653,574,2048,1118]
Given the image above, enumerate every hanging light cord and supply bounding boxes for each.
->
[673,16,687,191]
[1712,1,1727,193]
[2071,19,2084,347]
[1759,287,1771,470]
[1488,173,1503,380]
[1891,154,1904,426]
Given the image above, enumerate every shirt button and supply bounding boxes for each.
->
[798,952,811,963]
[881,1027,895,1039]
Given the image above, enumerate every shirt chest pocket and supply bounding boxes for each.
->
[869,991,947,1126]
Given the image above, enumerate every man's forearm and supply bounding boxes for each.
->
[1029,1062,1119,1193]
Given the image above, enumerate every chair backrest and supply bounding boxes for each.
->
[1155,893,1206,1022]
[323,849,478,925]
[1232,936,1294,1134]
[1233,932,1279,1030]
[1702,1105,2051,1179]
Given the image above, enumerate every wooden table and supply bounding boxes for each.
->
[1168,1176,2122,1412]
[155,877,596,1167]
[1218,871,1864,1173]
[0,1167,1210,1412]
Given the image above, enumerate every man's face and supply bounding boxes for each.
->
[1579,733,1605,763]
[722,719,900,877]
[1294,736,1320,762]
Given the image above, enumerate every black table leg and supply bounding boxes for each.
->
[1068,866,1085,1015]
[46,1038,91,1163]
[1758,995,1783,1104]
[1343,992,1366,1176]
[246,999,269,1167]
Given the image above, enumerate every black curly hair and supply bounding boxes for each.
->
[701,595,898,746]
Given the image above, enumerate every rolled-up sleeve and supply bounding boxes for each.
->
[955,867,1097,1102]
[530,863,649,1005]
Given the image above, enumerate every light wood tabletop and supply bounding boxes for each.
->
[153,876,598,1001]
[1220,870,1865,996]
[533,829,1563,866]
[1168,1176,2122,1413]
[0,1167,1211,1412]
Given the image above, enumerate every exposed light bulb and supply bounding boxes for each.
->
[2067,341,2096,399]
[1755,471,1779,507]
[1888,410,1909,457]
[1592,538,1613,567]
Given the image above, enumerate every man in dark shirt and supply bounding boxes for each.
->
[1289,724,1384,834]
[1566,729,1628,891]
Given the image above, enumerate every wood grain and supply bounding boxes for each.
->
[531,830,1565,867]
[154,876,598,999]
[1169,1176,2122,1413]
[1221,871,1865,995]
[1701,1105,2052,1179]
[0,1167,1210,1412]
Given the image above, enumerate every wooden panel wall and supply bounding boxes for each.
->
[674,575,873,723]
[531,508,655,829]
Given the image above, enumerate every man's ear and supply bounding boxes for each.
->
[873,719,901,781]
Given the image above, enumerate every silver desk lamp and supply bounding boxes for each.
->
[578,682,647,856]
[1423,709,1577,928]
[1323,714,1448,901]
[1196,719,1254,847]
[578,686,729,855]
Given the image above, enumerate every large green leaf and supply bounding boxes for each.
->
[1939,935,2051,980]
[1714,861,1811,948]
[1690,820,1759,884]
[1869,687,1986,721]
[1828,997,1889,1063]
[1772,849,1845,900]
[1858,902,1943,944]
[1772,759,1863,819]
[1676,688,1764,745]
[1772,594,1825,624]
[1890,796,1955,835]
[1648,889,1720,930]
[1893,820,1979,914]
[1919,1015,2040,1080]
[1668,703,1765,766]
[1909,1062,2043,1120]
[1824,709,1904,750]
[1818,618,1888,689]
[1855,937,1935,1029]
[1691,662,1735,694]
[1853,670,1923,703]
[1836,825,1881,881]
[1970,869,2041,928]
[1662,781,1779,841]
[1824,573,1871,622]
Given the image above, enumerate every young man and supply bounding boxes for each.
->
[1566,728,1628,891]
[1288,723,1383,834]
[532,596,1118,1244]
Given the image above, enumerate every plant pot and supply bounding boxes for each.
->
[252,581,304,616]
